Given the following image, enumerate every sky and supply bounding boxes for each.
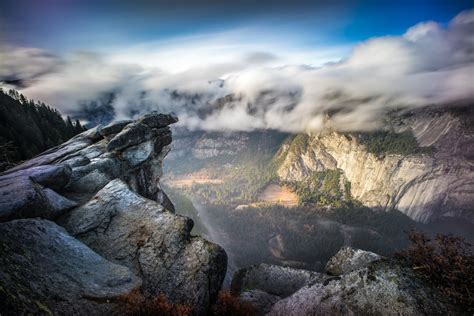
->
[0,0,473,132]
[0,0,472,52]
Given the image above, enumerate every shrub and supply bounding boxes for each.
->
[118,289,193,316]
[211,290,257,316]
[397,231,474,311]
[0,89,86,170]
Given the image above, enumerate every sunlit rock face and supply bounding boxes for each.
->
[0,112,227,315]
[276,108,474,223]
[232,247,460,316]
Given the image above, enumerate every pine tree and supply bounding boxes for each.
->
[0,89,86,171]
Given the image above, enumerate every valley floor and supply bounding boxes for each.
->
[164,172,299,208]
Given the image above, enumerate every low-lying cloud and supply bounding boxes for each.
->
[1,10,473,132]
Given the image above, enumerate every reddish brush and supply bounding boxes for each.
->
[211,290,257,316]
[397,230,474,311]
[118,289,193,316]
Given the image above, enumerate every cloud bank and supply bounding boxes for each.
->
[1,10,473,132]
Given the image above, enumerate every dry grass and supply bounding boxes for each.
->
[258,184,298,207]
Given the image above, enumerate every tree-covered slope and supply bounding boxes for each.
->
[0,89,85,171]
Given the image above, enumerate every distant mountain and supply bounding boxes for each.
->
[274,106,474,224]
[68,92,116,128]
[165,104,474,226]
[68,83,301,131]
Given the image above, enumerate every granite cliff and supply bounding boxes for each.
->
[276,107,474,223]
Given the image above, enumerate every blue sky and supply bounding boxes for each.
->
[1,0,472,55]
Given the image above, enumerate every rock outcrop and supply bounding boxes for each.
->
[325,246,382,275]
[276,108,474,223]
[0,112,227,315]
[0,219,141,315]
[231,264,325,298]
[0,164,77,222]
[231,247,459,315]
[58,179,226,314]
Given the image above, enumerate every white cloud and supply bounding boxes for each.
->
[1,9,473,132]
[0,45,60,82]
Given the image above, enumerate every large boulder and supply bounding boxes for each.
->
[325,246,382,276]
[107,122,156,152]
[139,111,178,129]
[1,112,177,205]
[99,119,133,137]
[231,247,459,316]
[59,179,227,315]
[269,258,457,315]
[231,263,324,298]
[0,219,141,315]
[59,180,227,313]
[0,165,77,222]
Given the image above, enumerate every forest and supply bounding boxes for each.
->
[168,185,419,273]
[0,89,85,171]
[357,130,433,157]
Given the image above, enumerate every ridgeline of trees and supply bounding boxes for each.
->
[357,130,433,157]
[184,158,276,205]
[284,169,352,206]
[0,89,86,171]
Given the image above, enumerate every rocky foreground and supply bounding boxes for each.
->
[0,112,464,315]
[232,247,462,315]
[0,113,226,315]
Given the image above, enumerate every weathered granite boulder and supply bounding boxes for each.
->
[269,259,457,315]
[0,165,77,222]
[232,247,459,316]
[139,111,178,129]
[239,290,281,315]
[99,119,133,137]
[59,179,227,315]
[231,263,324,298]
[0,113,227,315]
[325,246,382,276]
[107,122,156,152]
[0,219,141,315]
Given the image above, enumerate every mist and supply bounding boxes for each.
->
[1,9,473,132]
